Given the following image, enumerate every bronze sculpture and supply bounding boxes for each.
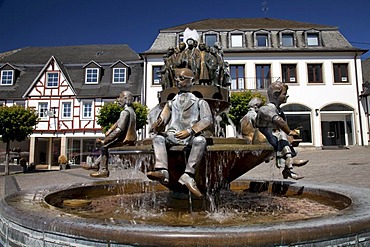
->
[156,33,231,89]
[240,97,266,144]
[147,68,213,198]
[256,81,308,179]
[81,90,137,178]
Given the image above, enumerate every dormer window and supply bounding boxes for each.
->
[47,72,59,87]
[230,33,243,48]
[281,33,294,47]
[306,32,320,46]
[85,68,99,84]
[205,34,218,47]
[83,61,102,84]
[111,60,129,84]
[113,68,127,83]
[1,70,14,85]
[257,34,268,47]
[178,34,184,45]
[254,31,270,47]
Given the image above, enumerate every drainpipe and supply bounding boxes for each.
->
[354,52,364,146]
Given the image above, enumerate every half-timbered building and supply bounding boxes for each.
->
[0,44,143,168]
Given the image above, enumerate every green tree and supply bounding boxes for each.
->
[0,105,38,175]
[97,101,149,133]
[227,90,266,131]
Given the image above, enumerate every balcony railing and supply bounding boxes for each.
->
[229,77,280,91]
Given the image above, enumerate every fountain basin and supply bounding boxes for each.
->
[109,138,275,193]
[1,179,370,246]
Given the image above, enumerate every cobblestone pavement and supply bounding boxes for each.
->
[1,146,369,198]
[244,146,370,188]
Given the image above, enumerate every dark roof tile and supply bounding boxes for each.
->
[161,18,335,31]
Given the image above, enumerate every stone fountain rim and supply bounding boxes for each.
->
[1,179,370,246]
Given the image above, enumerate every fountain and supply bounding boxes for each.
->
[2,30,370,246]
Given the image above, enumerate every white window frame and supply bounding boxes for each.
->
[82,101,93,119]
[306,33,320,46]
[112,68,127,83]
[85,68,99,84]
[61,101,72,119]
[230,34,243,48]
[1,70,14,85]
[38,102,49,119]
[46,72,59,87]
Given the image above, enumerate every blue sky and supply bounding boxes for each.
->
[1,0,370,58]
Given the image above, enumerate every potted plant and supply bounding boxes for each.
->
[58,155,70,170]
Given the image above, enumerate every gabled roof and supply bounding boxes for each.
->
[161,18,336,32]
[82,60,102,69]
[0,62,21,71]
[110,60,129,68]
[0,44,144,99]
[22,56,77,98]
[0,44,141,64]
[145,18,366,54]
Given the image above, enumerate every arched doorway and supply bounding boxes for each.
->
[282,104,312,144]
[320,104,354,147]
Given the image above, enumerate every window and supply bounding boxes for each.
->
[82,101,93,119]
[113,68,126,83]
[230,65,245,90]
[231,34,243,48]
[256,34,268,47]
[178,34,184,44]
[14,100,25,107]
[281,33,294,47]
[282,104,312,143]
[307,64,323,83]
[62,102,72,119]
[85,68,99,84]
[205,34,217,47]
[256,64,271,89]
[333,64,349,83]
[307,33,319,46]
[38,102,49,118]
[47,72,59,87]
[1,70,13,85]
[152,66,162,85]
[281,64,297,83]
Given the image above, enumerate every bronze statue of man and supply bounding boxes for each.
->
[256,81,308,180]
[240,97,266,144]
[81,91,137,178]
[147,68,213,198]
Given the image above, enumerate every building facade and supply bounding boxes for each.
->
[142,18,368,148]
[0,45,143,168]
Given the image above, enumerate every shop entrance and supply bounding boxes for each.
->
[321,121,345,146]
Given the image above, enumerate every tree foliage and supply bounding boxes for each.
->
[227,90,266,130]
[97,102,149,133]
[0,105,39,175]
[0,105,38,143]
